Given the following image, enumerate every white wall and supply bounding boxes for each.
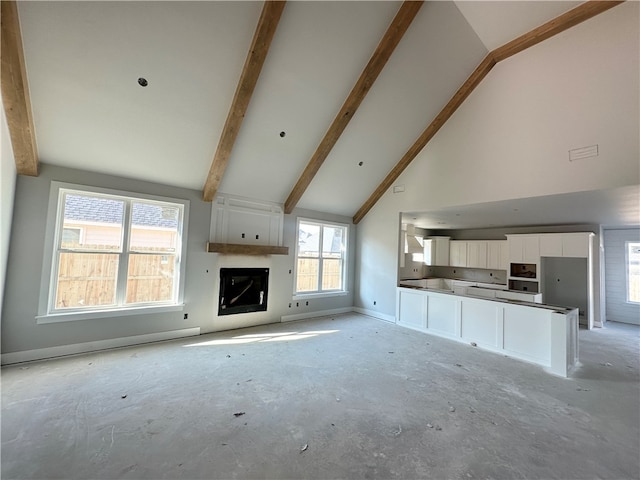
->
[356,3,639,319]
[604,228,640,325]
[1,101,18,323]
[205,206,356,333]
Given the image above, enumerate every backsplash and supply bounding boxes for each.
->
[425,266,507,285]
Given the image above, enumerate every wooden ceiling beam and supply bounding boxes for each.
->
[353,0,625,224]
[283,1,424,214]
[203,1,286,202]
[1,0,39,176]
[492,1,624,63]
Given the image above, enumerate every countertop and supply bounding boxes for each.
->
[397,284,575,313]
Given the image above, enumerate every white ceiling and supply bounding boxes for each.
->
[18,1,629,229]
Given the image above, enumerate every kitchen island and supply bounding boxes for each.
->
[396,285,579,377]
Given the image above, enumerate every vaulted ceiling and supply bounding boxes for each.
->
[4,1,630,226]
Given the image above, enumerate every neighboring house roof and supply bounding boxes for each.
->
[298,224,343,254]
[64,194,179,229]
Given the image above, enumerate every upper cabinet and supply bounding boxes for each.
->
[448,240,508,270]
[508,234,540,263]
[515,232,593,260]
[555,233,591,258]
[449,240,468,267]
[424,236,450,266]
[487,241,509,270]
[466,241,488,269]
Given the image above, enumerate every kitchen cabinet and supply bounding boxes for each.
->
[539,234,563,257]
[487,241,508,270]
[396,287,579,377]
[449,241,468,267]
[467,241,488,269]
[508,234,540,264]
[523,232,593,259]
[424,236,450,266]
[397,288,426,330]
[559,233,591,258]
[539,233,591,258]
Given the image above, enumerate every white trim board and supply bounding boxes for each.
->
[352,307,395,323]
[281,307,353,323]
[1,327,201,365]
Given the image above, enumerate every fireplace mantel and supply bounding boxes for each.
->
[206,242,289,255]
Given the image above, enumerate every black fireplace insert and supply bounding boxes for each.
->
[218,268,269,316]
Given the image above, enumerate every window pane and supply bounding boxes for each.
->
[56,253,118,308]
[62,194,123,251]
[297,258,319,292]
[298,223,320,257]
[322,226,344,257]
[322,258,342,290]
[126,254,176,304]
[130,202,180,253]
[628,242,640,303]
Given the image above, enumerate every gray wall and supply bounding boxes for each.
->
[1,103,17,324]
[1,164,355,357]
[604,228,640,325]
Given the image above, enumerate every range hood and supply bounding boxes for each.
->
[404,224,423,253]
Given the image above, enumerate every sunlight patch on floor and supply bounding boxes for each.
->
[183,329,340,347]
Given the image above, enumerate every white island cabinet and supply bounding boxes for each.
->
[396,287,578,377]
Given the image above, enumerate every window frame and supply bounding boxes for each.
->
[37,182,189,323]
[293,217,348,298]
[626,240,640,304]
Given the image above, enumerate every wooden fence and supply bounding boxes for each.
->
[56,253,175,308]
[296,258,342,292]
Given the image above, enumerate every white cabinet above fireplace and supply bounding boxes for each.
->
[210,194,284,249]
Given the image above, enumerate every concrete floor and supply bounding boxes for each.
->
[2,313,639,480]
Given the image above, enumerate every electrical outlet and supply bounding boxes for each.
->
[296,302,299,307]
[183,313,188,320]
[289,303,292,308]
[374,301,377,306]
[305,301,309,306]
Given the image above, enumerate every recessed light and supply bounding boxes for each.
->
[138,77,148,87]
[279,131,286,138]
[358,161,364,166]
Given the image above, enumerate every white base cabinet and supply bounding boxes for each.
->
[396,287,578,377]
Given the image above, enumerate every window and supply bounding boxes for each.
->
[48,187,186,314]
[627,241,640,303]
[295,219,347,295]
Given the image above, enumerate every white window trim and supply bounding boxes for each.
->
[294,217,349,297]
[37,181,190,322]
[626,240,640,304]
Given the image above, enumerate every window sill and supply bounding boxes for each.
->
[293,291,349,300]
[36,304,185,324]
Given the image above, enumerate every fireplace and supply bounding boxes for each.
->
[218,268,269,316]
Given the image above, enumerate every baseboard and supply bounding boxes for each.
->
[353,307,395,323]
[1,327,201,365]
[280,307,353,323]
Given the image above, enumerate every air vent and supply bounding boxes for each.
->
[569,144,598,161]
[393,185,405,193]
